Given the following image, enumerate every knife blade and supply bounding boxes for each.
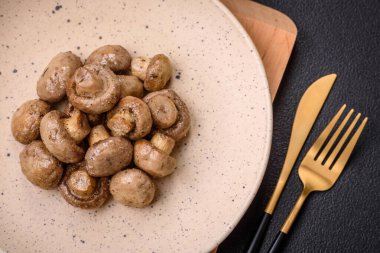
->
[247,73,337,253]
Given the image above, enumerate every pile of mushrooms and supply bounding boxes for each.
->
[11,45,191,209]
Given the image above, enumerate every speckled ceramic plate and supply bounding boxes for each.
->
[0,0,272,252]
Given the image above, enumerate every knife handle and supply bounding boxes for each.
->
[246,212,272,253]
[267,231,286,253]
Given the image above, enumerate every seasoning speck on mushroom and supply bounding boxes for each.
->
[59,161,109,209]
[143,89,190,141]
[134,132,176,177]
[11,99,51,144]
[37,51,82,103]
[66,64,121,114]
[40,110,85,163]
[107,96,152,140]
[131,54,172,91]
[86,45,131,73]
[110,168,155,208]
[85,136,133,177]
[20,140,63,189]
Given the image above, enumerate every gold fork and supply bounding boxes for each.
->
[268,104,368,253]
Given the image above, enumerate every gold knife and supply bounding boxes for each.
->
[247,74,337,253]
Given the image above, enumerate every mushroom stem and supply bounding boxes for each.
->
[88,125,110,146]
[62,105,91,144]
[131,57,151,81]
[107,109,135,137]
[151,132,175,155]
[74,67,104,97]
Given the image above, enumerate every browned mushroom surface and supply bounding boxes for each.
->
[66,64,120,114]
[86,45,131,72]
[110,168,155,208]
[143,89,190,141]
[40,110,85,163]
[59,162,109,209]
[62,103,91,143]
[131,54,172,91]
[145,94,178,129]
[87,125,110,146]
[118,75,144,98]
[107,96,152,140]
[11,99,51,144]
[134,138,176,178]
[131,57,151,81]
[144,54,172,91]
[85,136,133,177]
[20,140,63,189]
[37,51,82,103]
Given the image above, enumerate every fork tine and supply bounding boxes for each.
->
[331,117,368,174]
[324,113,361,168]
[308,104,346,159]
[316,108,354,163]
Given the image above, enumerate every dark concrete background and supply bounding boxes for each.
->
[219,0,380,252]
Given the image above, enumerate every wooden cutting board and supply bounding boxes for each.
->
[211,1,297,252]
[221,0,297,101]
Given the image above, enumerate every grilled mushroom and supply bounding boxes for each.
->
[11,99,51,144]
[87,125,110,146]
[59,162,109,209]
[20,140,63,189]
[62,103,91,143]
[107,96,152,140]
[37,51,82,103]
[66,64,120,114]
[85,136,133,177]
[118,75,144,98]
[87,113,105,127]
[134,132,176,177]
[40,110,85,163]
[86,45,131,72]
[131,54,172,91]
[110,168,155,208]
[143,89,190,141]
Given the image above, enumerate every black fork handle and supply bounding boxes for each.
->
[246,212,272,253]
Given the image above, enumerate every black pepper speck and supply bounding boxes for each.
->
[99,36,102,40]
[12,69,17,73]
[55,5,62,11]
[80,240,85,244]
[67,19,70,23]
[145,25,149,29]
[7,153,10,157]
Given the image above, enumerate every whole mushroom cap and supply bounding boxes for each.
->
[85,136,133,177]
[66,64,120,114]
[59,162,109,209]
[20,140,63,189]
[40,110,85,163]
[37,51,82,103]
[134,139,176,178]
[144,54,172,91]
[107,96,152,140]
[118,75,144,98]
[110,168,155,208]
[11,99,51,144]
[86,45,131,72]
[143,89,190,141]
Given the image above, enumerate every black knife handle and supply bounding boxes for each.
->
[267,231,287,253]
[246,212,272,253]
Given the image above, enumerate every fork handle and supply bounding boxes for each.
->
[267,189,311,252]
[246,212,272,253]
